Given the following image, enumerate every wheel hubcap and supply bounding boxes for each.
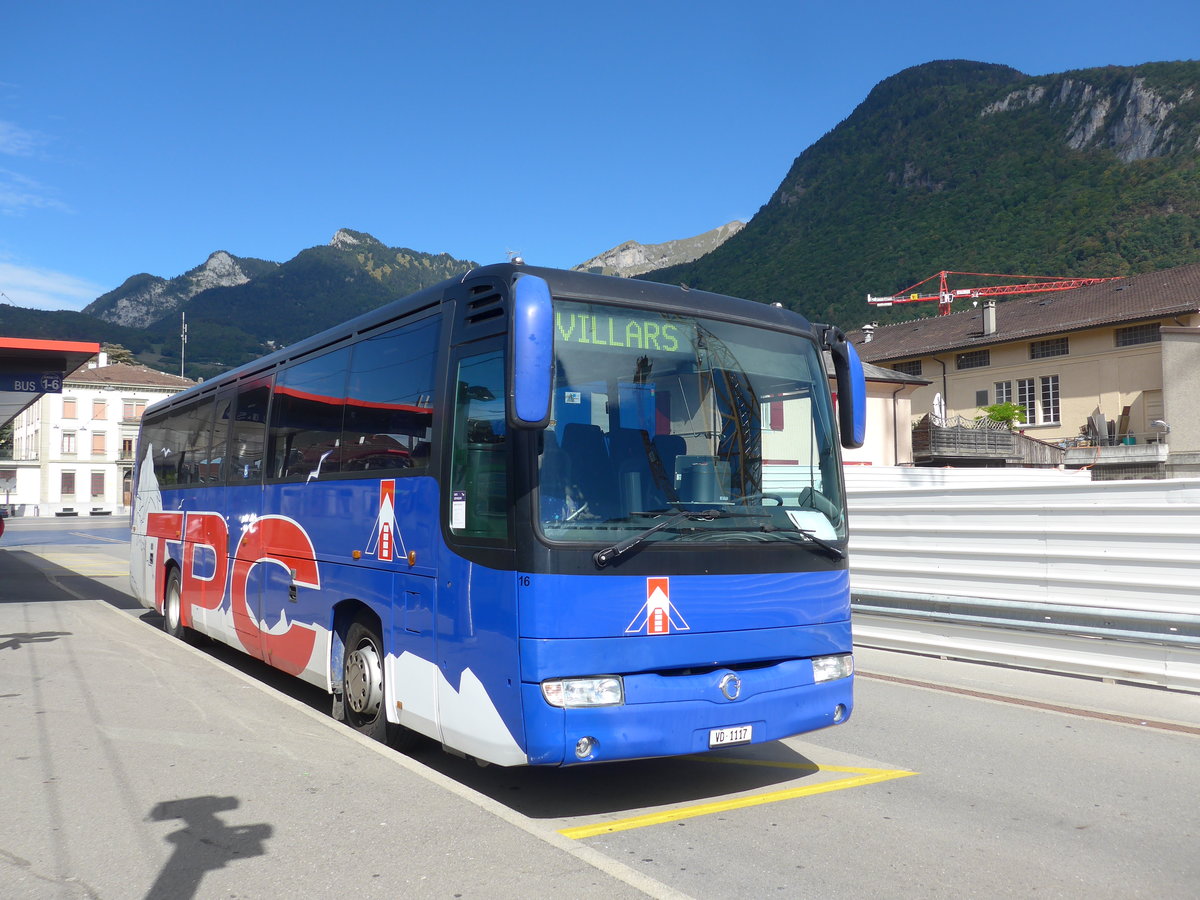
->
[345,641,383,717]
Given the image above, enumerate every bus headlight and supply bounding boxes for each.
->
[812,653,854,683]
[541,676,624,708]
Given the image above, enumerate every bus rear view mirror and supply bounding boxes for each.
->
[510,274,554,429]
[823,326,866,449]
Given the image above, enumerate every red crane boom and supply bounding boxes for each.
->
[867,270,1122,316]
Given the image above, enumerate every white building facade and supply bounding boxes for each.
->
[5,353,192,517]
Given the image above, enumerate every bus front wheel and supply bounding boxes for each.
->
[341,615,417,751]
[343,617,388,742]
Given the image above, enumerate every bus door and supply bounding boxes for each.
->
[434,307,526,763]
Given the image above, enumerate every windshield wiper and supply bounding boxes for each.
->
[593,508,744,568]
[770,527,846,560]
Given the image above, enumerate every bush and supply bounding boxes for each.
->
[977,402,1026,429]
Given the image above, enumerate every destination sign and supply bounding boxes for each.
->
[554,302,686,354]
[0,372,63,393]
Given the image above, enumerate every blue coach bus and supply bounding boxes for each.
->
[131,263,866,766]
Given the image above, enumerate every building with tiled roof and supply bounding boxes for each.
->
[837,359,930,466]
[849,264,1200,477]
[6,353,194,516]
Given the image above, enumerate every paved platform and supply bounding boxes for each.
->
[0,547,675,899]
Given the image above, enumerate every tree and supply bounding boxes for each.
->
[977,402,1026,429]
[101,343,137,365]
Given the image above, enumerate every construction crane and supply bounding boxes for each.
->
[867,270,1122,316]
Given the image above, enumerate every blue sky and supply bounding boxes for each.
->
[3,0,1198,311]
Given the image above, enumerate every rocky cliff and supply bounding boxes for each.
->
[84,251,277,328]
[982,71,1200,162]
[574,221,745,277]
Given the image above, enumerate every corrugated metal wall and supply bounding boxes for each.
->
[844,468,1200,688]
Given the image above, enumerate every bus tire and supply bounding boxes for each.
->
[343,616,389,743]
[163,568,186,640]
[342,615,418,751]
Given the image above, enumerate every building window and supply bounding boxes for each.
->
[62,432,77,454]
[975,390,989,406]
[1115,323,1161,347]
[1017,378,1036,425]
[61,471,76,497]
[123,399,147,421]
[63,398,77,418]
[121,438,135,460]
[92,398,108,420]
[91,432,107,455]
[994,381,1012,404]
[1040,375,1060,424]
[760,401,785,431]
[955,349,990,370]
[893,360,922,377]
[1030,337,1069,359]
[91,472,105,498]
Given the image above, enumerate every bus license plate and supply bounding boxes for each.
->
[709,724,753,747]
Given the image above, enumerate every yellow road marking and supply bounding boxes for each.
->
[558,760,916,840]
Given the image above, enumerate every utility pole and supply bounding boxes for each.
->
[180,312,188,377]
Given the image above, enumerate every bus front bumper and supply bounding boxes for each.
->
[521,658,853,766]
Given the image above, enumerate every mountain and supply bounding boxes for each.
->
[85,251,279,328]
[0,303,151,350]
[142,230,475,373]
[65,231,476,378]
[2,231,477,379]
[642,59,1200,330]
[573,221,745,277]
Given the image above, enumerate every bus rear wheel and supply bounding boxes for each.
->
[163,569,185,640]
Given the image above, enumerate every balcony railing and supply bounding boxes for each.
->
[912,415,1065,467]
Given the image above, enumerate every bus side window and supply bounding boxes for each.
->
[449,348,509,540]
[178,399,215,486]
[229,380,272,484]
[269,347,350,481]
[143,414,180,487]
[207,394,233,484]
[343,317,438,474]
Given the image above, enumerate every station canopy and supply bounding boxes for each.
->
[0,337,101,428]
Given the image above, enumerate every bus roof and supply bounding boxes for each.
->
[149,263,818,413]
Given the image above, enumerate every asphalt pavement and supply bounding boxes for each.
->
[0,521,679,900]
[5,517,1199,899]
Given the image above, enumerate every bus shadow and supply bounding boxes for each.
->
[0,549,142,609]
[409,739,826,820]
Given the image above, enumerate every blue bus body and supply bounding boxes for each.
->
[131,263,865,766]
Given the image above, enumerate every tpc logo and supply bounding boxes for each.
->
[625,578,689,635]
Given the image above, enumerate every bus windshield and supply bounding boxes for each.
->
[538,298,845,547]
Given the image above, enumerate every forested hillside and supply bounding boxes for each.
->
[644,60,1200,329]
[2,231,477,379]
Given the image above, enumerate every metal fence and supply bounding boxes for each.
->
[845,468,1200,689]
